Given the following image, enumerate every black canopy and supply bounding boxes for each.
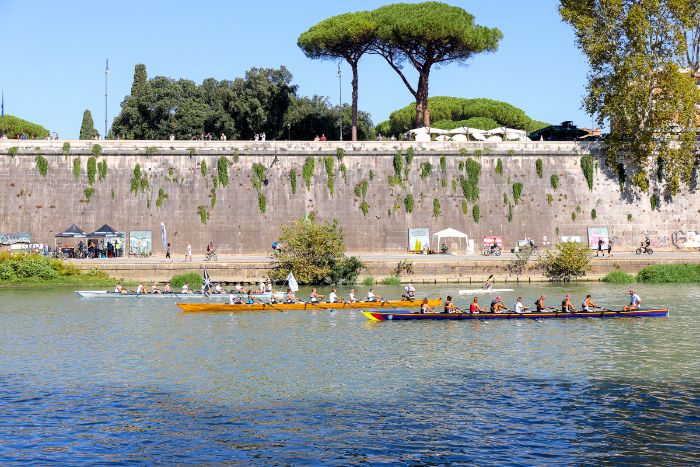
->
[88,224,123,237]
[55,224,87,238]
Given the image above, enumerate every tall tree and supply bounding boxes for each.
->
[561,0,700,194]
[371,2,502,128]
[298,12,376,141]
[79,109,99,139]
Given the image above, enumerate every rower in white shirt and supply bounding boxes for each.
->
[214,283,223,294]
[348,289,357,303]
[181,282,190,294]
[328,288,338,303]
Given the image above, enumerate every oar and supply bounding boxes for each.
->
[482,274,494,290]
[250,294,285,313]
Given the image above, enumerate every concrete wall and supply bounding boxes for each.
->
[0,140,697,254]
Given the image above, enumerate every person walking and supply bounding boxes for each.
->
[185,242,192,262]
[165,242,172,262]
[597,238,604,257]
[607,239,613,257]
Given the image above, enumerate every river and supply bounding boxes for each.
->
[0,283,698,464]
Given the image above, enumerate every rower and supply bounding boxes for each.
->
[181,282,190,294]
[535,294,548,312]
[285,288,296,304]
[581,295,597,312]
[214,283,223,294]
[470,296,486,314]
[270,288,278,304]
[402,284,416,301]
[561,294,577,313]
[366,289,381,302]
[623,289,641,311]
[348,288,357,303]
[229,291,242,305]
[150,284,160,294]
[309,288,324,303]
[444,295,458,313]
[246,290,255,304]
[419,298,434,313]
[483,276,494,291]
[136,282,146,294]
[259,280,266,294]
[235,283,243,293]
[490,296,506,313]
[513,296,529,313]
[328,288,338,303]
[114,283,123,294]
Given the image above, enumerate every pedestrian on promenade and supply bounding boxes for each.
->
[607,239,613,257]
[166,242,172,262]
[597,238,604,257]
[185,242,192,262]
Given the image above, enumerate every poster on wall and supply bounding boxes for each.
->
[587,227,609,249]
[408,228,430,252]
[0,232,31,245]
[482,236,503,247]
[129,231,152,256]
[561,236,582,243]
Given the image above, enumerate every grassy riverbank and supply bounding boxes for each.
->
[603,264,700,283]
[0,253,124,288]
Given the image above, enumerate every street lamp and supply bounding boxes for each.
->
[287,123,291,141]
[337,62,342,141]
[104,59,110,139]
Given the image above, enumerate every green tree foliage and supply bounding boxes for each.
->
[79,109,99,140]
[283,96,374,141]
[270,218,362,284]
[384,97,546,135]
[560,0,700,194]
[0,115,49,139]
[537,241,592,281]
[372,2,502,128]
[298,12,376,141]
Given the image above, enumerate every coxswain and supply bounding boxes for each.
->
[444,295,458,313]
[136,282,146,294]
[309,288,324,303]
[328,288,338,303]
[513,296,529,313]
[623,289,641,311]
[470,296,486,314]
[402,284,416,301]
[285,288,296,304]
[114,283,123,294]
[581,294,597,312]
[164,282,172,293]
[490,296,506,313]
[181,282,190,294]
[535,294,548,312]
[419,298,434,313]
[348,288,357,303]
[561,294,577,313]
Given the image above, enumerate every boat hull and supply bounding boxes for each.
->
[362,308,669,321]
[76,290,281,300]
[176,298,442,312]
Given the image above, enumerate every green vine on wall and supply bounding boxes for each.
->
[289,168,298,194]
[336,147,345,161]
[324,156,335,196]
[339,163,347,183]
[62,142,70,155]
[8,146,18,157]
[197,205,209,224]
[404,193,414,213]
[209,188,217,208]
[580,154,594,190]
[188,147,196,158]
[217,156,229,187]
[591,208,597,220]
[87,156,97,185]
[359,200,369,217]
[461,200,468,215]
[258,193,267,213]
[97,160,107,181]
[252,162,268,213]
[472,205,480,224]
[459,158,481,203]
[419,161,433,179]
[432,198,441,219]
[145,146,158,156]
[550,174,559,190]
[495,158,503,176]
[35,155,48,177]
[439,155,447,173]
[156,188,168,208]
[130,163,149,195]
[72,158,80,179]
[200,160,207,177]
[393,151,403,177]
[83,187,94,202]
[91,144,102,158]
[650,193,658,211]
[512,182,523,204]
[547,193,553,205]
[302,157,315,190]
[506,202,513,222]
[535,159,543,178]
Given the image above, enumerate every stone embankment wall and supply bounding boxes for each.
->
[0,140,697,254]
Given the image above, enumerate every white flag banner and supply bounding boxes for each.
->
[286,271,299,293]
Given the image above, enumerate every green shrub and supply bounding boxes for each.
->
[393,150,403,176]
[535,159,543,178]
[87,156,97,185]
[404,193,414,213]
[336,147,345,160]
[35,155,48,177]
[359,200,369,217]
[145,146,158,156]
[72,158,80,178]
[91,144,102,158]
[537,241,592,281]
[550,174,559,190]
[433,198,441,219]
[381,275,402,285]
[405,146,414,165]
[200,160,207,177]
[495,158,503,176]
[303,157,315,189]
[83,187,94,202]
[636,264,700,283]
[330,256,363,285]
[170,272,202,289]
[580,154,594,190]
[361,276,376,286]
[217,156,229,187]
[252,162,266,191]
[290,168,298,194]
[7,146,18,157]
[420,161,433,179]
[512,182,523,204]
[0,262,16,280]
[472,205,480,223]
[602,270,636,283]
[97,160,107,181]
[156,188,168,208]
[197,205,209,224]
[15,257,58,279]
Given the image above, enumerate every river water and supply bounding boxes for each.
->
[0,283,698,465]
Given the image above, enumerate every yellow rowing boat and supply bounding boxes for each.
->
[176,298,442,313]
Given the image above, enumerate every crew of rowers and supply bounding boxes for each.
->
[419,290,642,314]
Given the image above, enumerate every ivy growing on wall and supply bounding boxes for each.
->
[62,142,70,155]
[512,182,523,204]
[393,150,403,177]
[87,156,97,185]
[130,164,149,195]
[145,146,158,156]
[97,160,107,181]
[8,147,18,157]
[209,188,217,208]
[461,200,468,215]
[591,208,597,220]
[550,174,559,190]
[650,193,658,211]
[302,157,315,190]
[459,158,481,203]
[503,193,509,206]
[232,149,240,163]
[472,205,480,224]
[458,160,465,171]
[495,158,503,176]
[617,163,626,191]
[580,154,594,190]
[535,159,543,178]
[432,198,441,219]
[289,168,298,194]
[546,193,553,205]
[339,163,347,183]
[83,187,94,202]
[404,193,414,213]
[217,156,229,187]
[197,205,209,224]
[369,169,375,181]
[439,155,447,173]
[405,146,414,165]
[336,147,345,161]
[571,212,577,221]
[251,162,267,213]
[354,179,369,216]
[324,156,335,195]
[506,202,513,222]
[91,144,102,158]
[420,161,433,179]
[72,158,80,179]
[200,160,208,177]
[156,188,168,208]
[35,155,48,177]
[359,200,369,217]
[188,147,196,158]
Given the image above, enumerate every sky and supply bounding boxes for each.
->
[0,0,593,139]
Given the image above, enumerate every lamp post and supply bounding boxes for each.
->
[337,62,342,141]
[287,123,291,141]
[104,59,110,139]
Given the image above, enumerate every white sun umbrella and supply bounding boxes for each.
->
[486,135,503,142]
[409,126,449,135]
[450,134,467,141]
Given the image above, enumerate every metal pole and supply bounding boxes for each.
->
[337,63,342,141]
[104,59,109,139]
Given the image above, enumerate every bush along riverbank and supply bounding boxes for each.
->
[0,253,121,287]
[603,264,700,283]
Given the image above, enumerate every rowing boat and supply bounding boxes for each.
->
[362,308,669,321]
[76,290,283,300]
[176,298,442,313]
[458,288,514,295]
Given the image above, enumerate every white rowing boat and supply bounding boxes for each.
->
[76,290,284,300]
[458,288,514,295]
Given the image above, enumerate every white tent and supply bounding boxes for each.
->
[485,127,528,141]
[450,134,467,141]
[449,127,487,141]
[433,228,469,254]
[409,126,449,135]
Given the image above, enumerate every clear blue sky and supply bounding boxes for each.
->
[1,0,593,139]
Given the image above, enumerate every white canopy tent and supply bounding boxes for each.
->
[433,228,469,254]
[485,127,528,141]
[409,126,450,135]
[449,127,487,141]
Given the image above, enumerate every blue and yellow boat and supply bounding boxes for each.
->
[362,308,669,321]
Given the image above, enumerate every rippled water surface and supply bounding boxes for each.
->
[0,283,698,464]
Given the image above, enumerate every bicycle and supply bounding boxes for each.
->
[482,247,502,256]
[204,250,218,261]
[635,246,653,255]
